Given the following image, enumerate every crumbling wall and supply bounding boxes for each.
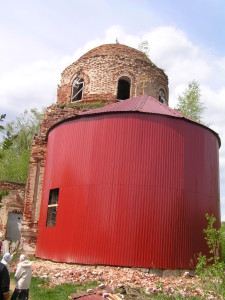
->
[57,44,168,105]
[0,181,25,239]
[20,105,93,252]
[20,44,169,253]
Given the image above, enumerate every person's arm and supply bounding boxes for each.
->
[3,291,10,300]
[14,265,21,281]
[1,265,10,300]
[14,264,22,281]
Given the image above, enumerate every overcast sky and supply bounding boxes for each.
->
[0,0,225,220]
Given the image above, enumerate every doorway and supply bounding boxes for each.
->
[6,213,22,241]
[117,78,130,100]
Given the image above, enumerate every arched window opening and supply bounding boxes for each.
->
[159,89,166,104]
[71,77,84,102]
[117,78,130,100]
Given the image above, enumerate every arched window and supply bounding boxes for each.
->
[71,77,84,102]
[159,89,166,104]
[117,77,130,100]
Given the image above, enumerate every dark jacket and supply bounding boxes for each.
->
[0,262,10,300]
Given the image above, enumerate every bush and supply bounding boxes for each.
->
[221,222,225,262]
[196,214,225,299]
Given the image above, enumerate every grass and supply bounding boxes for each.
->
[29,276,98,300]
[58,101,105,110]
[9,273,205,300]
[10,252,20,262]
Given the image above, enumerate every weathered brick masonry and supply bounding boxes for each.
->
[21,43,169,253]
[20,105,95,251]
[0,181,25,238]
[57,44,168,105]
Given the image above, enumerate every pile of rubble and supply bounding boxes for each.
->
[10,259,221,299]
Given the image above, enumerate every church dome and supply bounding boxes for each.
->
[79,43,151,62]
[57,43,168,105]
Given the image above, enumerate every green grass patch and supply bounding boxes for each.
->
[58,101,105,110]
[30,276,98,300]
[29,256,40,262]
[10,272,205,300]
[11,252,20,263]
[0,190,9,202]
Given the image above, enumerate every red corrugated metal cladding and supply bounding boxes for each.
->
[36,100,220,269]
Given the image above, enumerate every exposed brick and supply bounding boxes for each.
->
[20,43,169,253]
[0,181,25,238]
[57,44,168,105]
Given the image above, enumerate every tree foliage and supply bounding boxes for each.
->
[196,214,225,299]
[137,40,150,58]
[222,222,225,262]
[0,114,6,131]
[0,108,44,183]
[176,80,205,123]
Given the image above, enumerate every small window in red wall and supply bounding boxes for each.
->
[46,188,59,227]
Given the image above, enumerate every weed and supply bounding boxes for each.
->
[196,214,225,299]
[67,101,105,109]
[11,252,20,263]
[0,190,9,202]
[221,222,225,262]
[29,277,98,300]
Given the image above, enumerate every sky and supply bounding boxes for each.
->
[0,0,225,220]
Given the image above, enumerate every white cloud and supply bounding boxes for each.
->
[0,60,60,117]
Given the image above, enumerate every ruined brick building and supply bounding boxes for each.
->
[14,43,220,269]
[0,181,25,242]
[20,43,169,252]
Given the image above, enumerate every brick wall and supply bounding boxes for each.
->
[0,181,25,239]
[57,44,168,105]
[21,43,169,253]
[20,105,95,252]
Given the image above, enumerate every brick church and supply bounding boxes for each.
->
[1,43,220,270]
[20,43,169,253]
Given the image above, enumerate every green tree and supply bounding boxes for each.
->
[137,40,150,57]
[176,80,205,123]
[0,108,44,183]
[0,114,6,131]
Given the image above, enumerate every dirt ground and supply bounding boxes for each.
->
[10,258,221,299]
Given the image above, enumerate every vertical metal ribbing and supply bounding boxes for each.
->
[36,113,220,269]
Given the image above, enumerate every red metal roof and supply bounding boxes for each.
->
[80,94,220,146]
[80,94,186,118]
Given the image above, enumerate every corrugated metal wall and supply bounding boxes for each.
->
[36,113,220,269]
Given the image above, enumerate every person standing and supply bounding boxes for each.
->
[11,255,32,300]
[1,254,12,273]
[0,262,10,300]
